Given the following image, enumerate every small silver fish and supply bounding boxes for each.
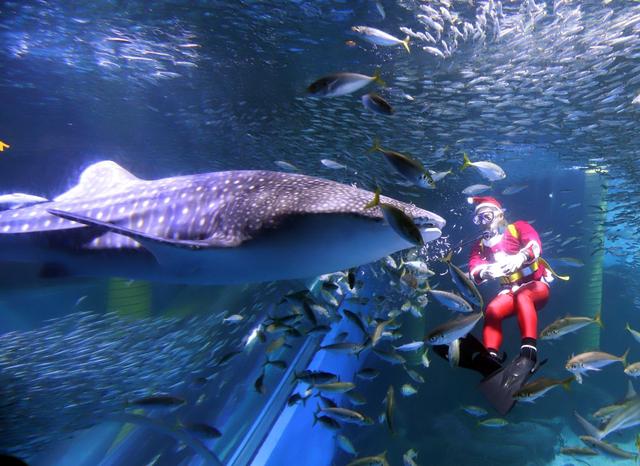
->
[579,436,638,460]
[428,169,452,183]
[222,314,244,324]
[626,323,640,344]
[461,405,487,417]
[566,349,629,384]
[461,153,506,181]
[384,385,395,434]
[274,160,299,171]
[479,418,508,428]
[320,159,347,169]
[393,341,424,352]
[502,184,528,195]
[540,313,602,340]
[351,26,410,53]
[462,184,491,195]
[401,383,418,396]
[421,348,431,368]
[336,434,357,456]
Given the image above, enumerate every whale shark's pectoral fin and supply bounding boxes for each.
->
[48,209,212,248]
[47,209,218,267]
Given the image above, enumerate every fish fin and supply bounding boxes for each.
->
[626,380,637,400]
[574,411,602,439]
[47,209,214,249]
[402,36,411,53]
[562,376,574,391]
[372,68,386,87]
[594,311,603,328]
[54,161,140,202]
[364,187,381,209]
[461,152,472,171]
[47,209,222,269]
[368,137,382,154]
[622,348,630,367]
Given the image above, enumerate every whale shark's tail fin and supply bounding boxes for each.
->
[55,161,140,202]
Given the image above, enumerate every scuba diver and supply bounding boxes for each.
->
[434,196,554,415]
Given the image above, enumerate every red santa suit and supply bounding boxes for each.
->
[469,219,552,353]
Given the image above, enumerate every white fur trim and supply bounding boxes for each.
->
[474,202,501,211]
[482,233,503,247]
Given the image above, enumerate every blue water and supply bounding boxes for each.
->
[1,1,640,465]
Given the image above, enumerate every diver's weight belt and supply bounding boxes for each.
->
[499,260,539,285]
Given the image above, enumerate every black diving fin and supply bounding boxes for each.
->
[478,355,547,415]
[433,333,504,377]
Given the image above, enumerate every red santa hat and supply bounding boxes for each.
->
[467,196,502,212]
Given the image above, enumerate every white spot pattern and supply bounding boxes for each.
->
[0,165,444,249]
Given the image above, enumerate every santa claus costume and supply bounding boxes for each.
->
[467,196,553,363]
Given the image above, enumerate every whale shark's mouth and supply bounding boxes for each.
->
[414,215,446,231]
[412,213,445,244]
[418,226,443,244]
[415,219,440,229]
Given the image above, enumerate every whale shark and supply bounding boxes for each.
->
[0,161,445,284]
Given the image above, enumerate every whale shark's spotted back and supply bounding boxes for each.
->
[0,161,443,250]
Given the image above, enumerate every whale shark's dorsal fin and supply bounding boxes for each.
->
[55,161,140,202]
